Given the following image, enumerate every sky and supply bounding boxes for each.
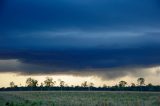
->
[0,0,160,87]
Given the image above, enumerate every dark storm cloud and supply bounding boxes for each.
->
[0,0,160,79]
[1,0,160,32]
[0,47,160,73]
[0,0,5,11]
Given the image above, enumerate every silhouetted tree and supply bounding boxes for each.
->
[10,81,15,88]
[40,83,44,91]
[131,83,136,87]
[119,81,127,87]
[137,78,145,86]
[26,77,38,87]
[58,79,65,94]
[137,77,145,91]
[32,80,38,87]
[147,83,153,87]
[88,82,94,91]
[89,82,94,87]
[147,83,154,91]
[60,80,65,87]
[44,77,56,87]
[81,81,88,87]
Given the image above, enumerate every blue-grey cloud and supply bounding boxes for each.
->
[0,0,160,79]
[0,47,160,79]
[1,30,160,50]
[1,0,160,32]
[1,47,160,70]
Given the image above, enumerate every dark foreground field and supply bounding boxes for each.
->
[0,91,160,106]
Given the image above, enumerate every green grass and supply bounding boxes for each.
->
[0,91,160,106]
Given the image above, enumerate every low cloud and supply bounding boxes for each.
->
[0,47,160,79]
[0,59,158,80]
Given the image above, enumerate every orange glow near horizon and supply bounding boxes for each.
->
[0,67,160,88]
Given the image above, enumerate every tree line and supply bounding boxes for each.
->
[1,77,160,91]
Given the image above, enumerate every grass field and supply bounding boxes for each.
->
[0,91,160,106]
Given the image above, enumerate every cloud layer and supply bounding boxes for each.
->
[0,0,160,79]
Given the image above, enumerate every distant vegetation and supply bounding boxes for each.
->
[0,77,160,91]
